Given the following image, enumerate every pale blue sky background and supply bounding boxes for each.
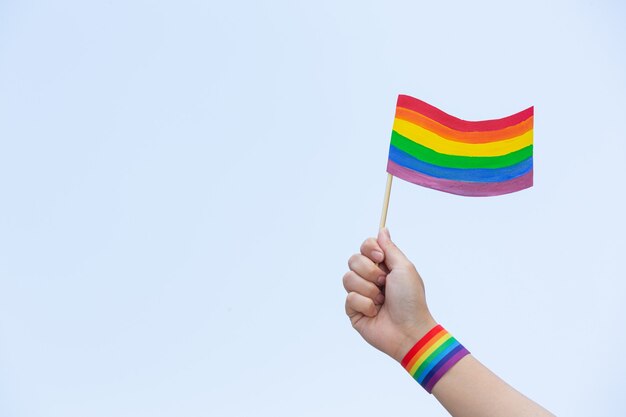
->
[1,1,625,416]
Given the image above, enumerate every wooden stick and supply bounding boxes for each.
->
[379,173,393,230]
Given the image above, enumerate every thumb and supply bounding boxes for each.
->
[377,228,409,270]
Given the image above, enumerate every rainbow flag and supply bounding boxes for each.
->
[387,95,534,197]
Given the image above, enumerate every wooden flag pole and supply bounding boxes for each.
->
[379,173,393,230]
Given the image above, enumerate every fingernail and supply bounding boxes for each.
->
[371,250,384,262]
[375,293,385,304]
[382,228,391,239]
[377,275,386,285]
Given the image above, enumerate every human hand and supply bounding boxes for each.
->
[343,228,437,362]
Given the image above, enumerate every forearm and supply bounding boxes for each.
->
[343,231,554,417]
[431,354,555,417]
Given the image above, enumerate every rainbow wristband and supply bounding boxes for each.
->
[401,324,470,393]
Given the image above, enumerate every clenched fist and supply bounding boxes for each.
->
[343,228,437,362]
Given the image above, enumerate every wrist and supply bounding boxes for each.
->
[391,316,438,363]
[398,323,470,394]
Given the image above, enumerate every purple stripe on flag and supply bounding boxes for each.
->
[387,160,533,197]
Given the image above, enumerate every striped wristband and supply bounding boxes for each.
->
[400,324,470,393]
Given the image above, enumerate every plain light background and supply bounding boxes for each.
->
[1,1,625,416]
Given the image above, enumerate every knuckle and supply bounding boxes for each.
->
[367,263,380,278]
[347,254,360,269]
[369,286,381,299]
[360,237,375,252]
[342,271,352,289]
[344,294,355,313]
[367,301,377,316]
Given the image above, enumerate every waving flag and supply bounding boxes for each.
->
[387,95,534,197]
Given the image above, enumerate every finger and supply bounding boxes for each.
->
[360,237,384,263]
[342,271,385,304]
[345,292,378,319]
[378,261,390,277]
[348,253,387,284]
[377,228,411,270]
